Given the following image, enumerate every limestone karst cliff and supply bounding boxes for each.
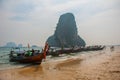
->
[47,13,86,48]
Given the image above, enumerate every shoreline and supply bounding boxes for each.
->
[0,46,120,80]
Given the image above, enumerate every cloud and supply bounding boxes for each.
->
[0,0,36,22]
[50,0,89,14]
[78,9,120,45]
[0,0,120,46]
[75,0,120,22]
[13,2,35,14]
[10,16,28,21]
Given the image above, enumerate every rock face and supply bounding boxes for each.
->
[47,13,86,48]
[5,42,17,48]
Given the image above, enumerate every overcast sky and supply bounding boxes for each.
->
[0,0,120,46]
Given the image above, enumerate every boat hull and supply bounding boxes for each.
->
[10,53,43,64]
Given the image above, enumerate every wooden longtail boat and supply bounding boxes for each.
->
[9,53,44,64]
[9,42,49,64]
[47,45,105,56]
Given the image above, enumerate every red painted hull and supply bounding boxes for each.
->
[10,53,44,64]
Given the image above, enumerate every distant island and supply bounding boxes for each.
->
[2,42,39,48]
[4,42,18,48]
[47,13,86,48]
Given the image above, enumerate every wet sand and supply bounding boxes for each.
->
[0,46,120,80]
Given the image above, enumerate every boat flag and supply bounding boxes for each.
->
[28,43,30,48]
[43,42,49,59]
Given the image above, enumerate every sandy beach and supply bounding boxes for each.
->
[0,46,120,80]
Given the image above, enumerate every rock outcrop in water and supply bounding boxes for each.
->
[4,42,17,48]
[47,13,86,48]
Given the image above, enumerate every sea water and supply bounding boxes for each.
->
[0,47,42,70]
[0,47,85,70]
[0,46,110,70]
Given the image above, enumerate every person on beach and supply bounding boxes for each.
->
[25,50,32,56]
[31,49,35,56]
